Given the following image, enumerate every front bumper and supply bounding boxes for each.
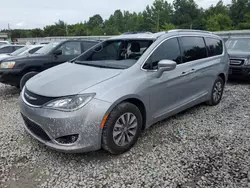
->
[0,68,22,86]
[19,92,112,153]
[228,66,250,80]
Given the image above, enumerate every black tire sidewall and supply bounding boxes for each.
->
[210,77,224,105]
[102,102,142,155]
[20,71,38,90]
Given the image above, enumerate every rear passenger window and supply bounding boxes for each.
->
[179,37,207,63]
[83,42,98,51]
[205,38,223,56]
[143,38,182,70]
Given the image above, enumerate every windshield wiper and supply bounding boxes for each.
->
[74,60,122,69]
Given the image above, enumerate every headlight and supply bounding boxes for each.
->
[0,61,15,68]
[44,93,95,111]
[245,59,250,66]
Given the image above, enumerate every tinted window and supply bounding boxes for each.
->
[143,38,181,70]
[29,46,42,54]
[83,42,98,51]
[180,37,207,63]
[205,38,223,56]
[0,46,13,53]
[57,42,81,55]
[13,46,23,50]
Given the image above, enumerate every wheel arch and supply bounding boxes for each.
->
[105,95,147,130]
[218,73,226,84]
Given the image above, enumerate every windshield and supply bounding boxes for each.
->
[35,42,60,54]
[10,46,30,56]
[75,39,153,69]
[226,38,250,52]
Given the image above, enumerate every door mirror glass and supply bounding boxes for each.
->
[53,49,62,56]
[156,60,177,78]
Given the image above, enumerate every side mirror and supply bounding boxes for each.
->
[53,49,62,56]
[156,60,177,78]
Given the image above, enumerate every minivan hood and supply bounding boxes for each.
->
[26,62,122,97]
[228,50,250,59]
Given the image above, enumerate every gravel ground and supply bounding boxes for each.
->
[0,82,249,188]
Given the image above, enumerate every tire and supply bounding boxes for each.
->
[20,71,38,90]
[102,102,143,155]
[207,76,224,106]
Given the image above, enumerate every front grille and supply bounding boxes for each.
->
[23,88,57,106]
[22,114,51,141]
[230,67,243,75]
[230,59,245,66]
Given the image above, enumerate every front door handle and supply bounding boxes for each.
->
[182,69,196,75]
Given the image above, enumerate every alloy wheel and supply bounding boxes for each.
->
[213,81,223,103]
[112,113,138,147]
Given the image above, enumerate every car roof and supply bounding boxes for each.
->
[51,39,101,43]
[0,44,24,48]
[109,29,219,41]
[109,32,166,40]
[227,37,250,39]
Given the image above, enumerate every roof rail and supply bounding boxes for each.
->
[122,31,153,35]
[168,29,211,34]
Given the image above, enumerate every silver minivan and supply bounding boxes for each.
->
[19,30,229,154]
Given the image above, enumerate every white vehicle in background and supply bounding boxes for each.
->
[0,45,44,61]
[0,41,10,47]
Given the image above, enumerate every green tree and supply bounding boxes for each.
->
[172,0,203,29]
[162,23,176,31]
[230,0,250,27]
[205,13,232,31]
[31,28,44,37]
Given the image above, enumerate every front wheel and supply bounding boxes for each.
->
[101,102,142,155]
[207,76,224,106]
[20,71,38,90]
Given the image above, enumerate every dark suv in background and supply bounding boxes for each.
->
[226,37,250,80]
[0,39,100,89]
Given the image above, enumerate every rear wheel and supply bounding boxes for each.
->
[101,102,142,155]
[207,76,224,106]
[20,71,38,90]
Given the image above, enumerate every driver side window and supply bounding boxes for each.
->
[57,42,81,56]
[143,38,182,70]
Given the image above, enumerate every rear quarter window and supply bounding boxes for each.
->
[205,38,223,57]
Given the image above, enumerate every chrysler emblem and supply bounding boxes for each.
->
[24,92,37,100]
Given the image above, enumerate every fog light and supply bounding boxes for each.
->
[55,134,79,144]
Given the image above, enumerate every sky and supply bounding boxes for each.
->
[0,0,231,30]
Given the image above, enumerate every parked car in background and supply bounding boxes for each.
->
[0,45,44,61]
[226,37,250,80]
[0,41,10,46]
[0,44,24,54]
[19,30,229,155]
[0,39,100,88]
